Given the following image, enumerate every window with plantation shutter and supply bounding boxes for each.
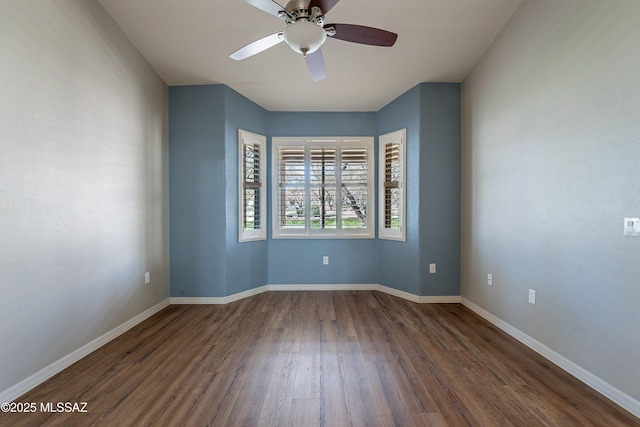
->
[273,137,374,238]
[379,129,406,241]
[239,130,266,242]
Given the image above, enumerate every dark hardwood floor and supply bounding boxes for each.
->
[2,291,638,426]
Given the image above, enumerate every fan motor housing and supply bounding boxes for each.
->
[285,0,310,15]
[283,0,324,24]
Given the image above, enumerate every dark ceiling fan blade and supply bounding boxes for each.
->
[244,0,285,17]
[230,32,284,60]
[326,23,397,47]
[309,0,340,14]
[305,49,326,81]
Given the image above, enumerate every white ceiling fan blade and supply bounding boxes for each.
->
[244,0,285,17]
[230,32,283,60]
[305,49,326,81]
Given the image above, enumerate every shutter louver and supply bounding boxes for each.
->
[341,147,368,228]
[311,147,337,229]
[384,142,400,229]
[278,146,306,229]
[243,142,262,230]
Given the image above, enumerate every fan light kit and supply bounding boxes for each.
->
[230,0,398,81]
[283,20,326,56]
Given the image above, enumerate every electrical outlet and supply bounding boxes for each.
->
[528,289,536,305]
[323,256,329,265]
[487,273,492,286]
[145,272,150,284]
[429,263,436,274]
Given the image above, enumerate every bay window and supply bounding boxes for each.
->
[273,137,374,238]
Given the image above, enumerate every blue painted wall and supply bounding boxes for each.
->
[377,86,422,295]
[268,112,376,137]
[169,83,460,297]
[223,87,269,295]
[418,83,461,296]
[375,83,461,297]
[267,112,378,285]
[169,85,269,297]
[169,85,227,297]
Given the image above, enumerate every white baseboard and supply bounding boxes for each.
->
[461,298,640,419]
[0,298,171,404]
[170,286,269,305]
[170,284,461,305]
[418,295,462,303]
[267,283,379,292]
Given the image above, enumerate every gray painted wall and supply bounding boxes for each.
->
[0,0,169,393]
[462,0,640,401]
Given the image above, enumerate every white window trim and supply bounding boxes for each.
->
[272,136,375,239]
[378,129,406,241]
[238,129,267,242]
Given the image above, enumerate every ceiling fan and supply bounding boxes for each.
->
[230,0,398,81]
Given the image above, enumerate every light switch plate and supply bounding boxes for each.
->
[624,217,640,237]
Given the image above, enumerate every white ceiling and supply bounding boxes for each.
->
[98,0,522,111]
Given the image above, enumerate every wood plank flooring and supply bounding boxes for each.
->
[1,291,638,426]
